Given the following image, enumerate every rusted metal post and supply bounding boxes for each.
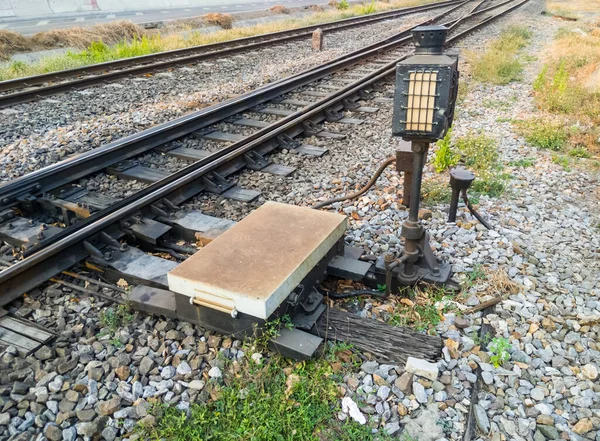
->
[312,28,323,51]
[395,139,414,207]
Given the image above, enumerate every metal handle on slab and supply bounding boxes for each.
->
[190,291,238,318]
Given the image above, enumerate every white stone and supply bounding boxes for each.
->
[188,380,205,390]
[405,357,439,381]
[341,397,366,425]
[530,388,544,401]
[208,367,222,379]
[582,364,598,380]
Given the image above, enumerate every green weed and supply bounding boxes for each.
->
[99,303,133,334]
[360,0,376,14]
[488,337,511,367]
[432,129,460,173]
[463,264,486,288]
[514,119,569,151]
[509,157,536,167]
[551,153,571,171]
[141,351,393,440]
[337,0,350,9]
[388,286,455,333]
[471,330,492,347]
[454,133,499,171]
[568,146,591,158]
[422,179,452,204]
[468,25,532,84]
[453,133,509,199]
[253,315,293,350]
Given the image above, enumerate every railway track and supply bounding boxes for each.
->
[0,0,528,306]
[0,0,464,108]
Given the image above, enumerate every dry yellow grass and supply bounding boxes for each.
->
[523,15,600,155]
[31,21,145,48]
[0,21,147,59]
[546,0,600,20]
[269,5,290,14]
[203,13,234,29]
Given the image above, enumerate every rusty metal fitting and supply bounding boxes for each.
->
[401,220,423,241]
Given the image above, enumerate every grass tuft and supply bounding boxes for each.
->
[360,0,377,14]
[140,349,392,440]
[422,178,452,204]
[514,118,569,151]
[387,285,455,333]
[432,129,460,173]
[529,22,600,154]
[509,157,536,167]
[467,25,532,84]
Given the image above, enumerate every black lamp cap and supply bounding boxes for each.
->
[412,25,448,54]
[449,167,475,190]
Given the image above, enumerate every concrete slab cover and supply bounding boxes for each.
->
[167,201,347,319]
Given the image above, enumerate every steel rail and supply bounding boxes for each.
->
[0,0,518,210]
[0,3,471,210]
[0,0,464,107]
[0,0,530,305]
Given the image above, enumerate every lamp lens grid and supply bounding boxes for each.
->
[406,69,438,133]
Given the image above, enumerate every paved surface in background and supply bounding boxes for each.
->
[0,0,326,34]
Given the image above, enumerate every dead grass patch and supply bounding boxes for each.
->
[31,21,146,49]
[530,23,600,154]
[486,269,520,296]
[0,21,147,59]
[269,5,290,14]
[0,30,30,58]
[203,13,234,29]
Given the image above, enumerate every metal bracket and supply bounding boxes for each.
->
[359,89,373,100]
[302,120,323,136]
[342,98,360,110]
[202,172,234,194]
[270,95,286,104]
[325,109,344,122]
[243,151,270,171]
[277,133,301,149]
[0,209,15,224]
[107,160,139,174]
[150,204,169,218]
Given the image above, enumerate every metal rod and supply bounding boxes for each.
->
[62,270,128,293]
[448,187,460,222]
[49,278,125,304]
[408,143,428,223]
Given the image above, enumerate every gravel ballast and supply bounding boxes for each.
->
[0,10,436,183]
